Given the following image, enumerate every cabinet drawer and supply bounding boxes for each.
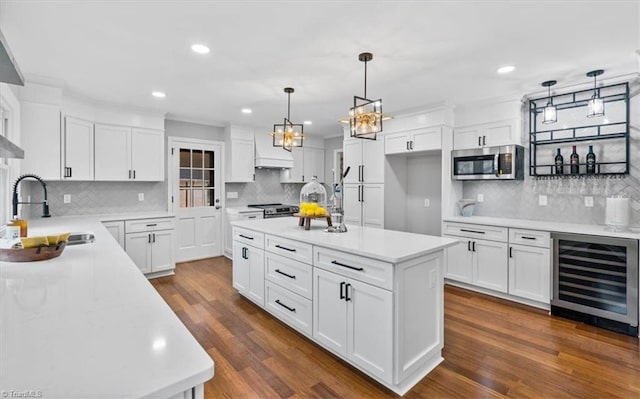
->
[265,252,313,300]
[314,247,393,290]
[125,217,175,233]
[509,228,550,248]
[233,227,264,249]
[265,281,312,337]
[265,235,312,264]
[442,222,508,242]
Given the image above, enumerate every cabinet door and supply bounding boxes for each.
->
[151,230,175,272]
[63,116,94,180]
[343,140,362,184]
[443,235,473,283]
[131,128,164,181]
[303,147,324,183]
[362,139,384,183]
[485,120,519,147]
[229,137,254,182]
[508,244,550,303]
[313,268,348,356]
[473,239,508,293]
[125,232,152,274]
[20,102,61,180]
[94,124,131,180]
[280,147,304,182]
[453,126,483,150]
[232,242,250,294]
[384,132,410,155]
[102,221,125,249]
[246,245,265,306]
[347,279,393,384]
[361,184,384,228]
[411,127,442,152]
[342,184,362,225]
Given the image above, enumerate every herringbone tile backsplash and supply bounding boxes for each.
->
[226,168,306,206]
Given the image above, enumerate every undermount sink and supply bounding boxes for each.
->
[67,233,95,246]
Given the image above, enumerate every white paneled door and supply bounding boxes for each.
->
[169,138,224,262]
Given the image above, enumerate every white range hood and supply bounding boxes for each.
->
[254,130,293,169]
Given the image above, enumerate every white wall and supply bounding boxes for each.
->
[165,119,224,141]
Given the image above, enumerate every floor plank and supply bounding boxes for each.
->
[151,257,640,398]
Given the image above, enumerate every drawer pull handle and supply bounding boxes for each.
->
[509,246,513,258]
[460,229,485,234]
[521,236,537,240]
[331,260,364,271]
[239,234,254,240]
[275,299,296,313]
[340,281,346,299]
[146,223,157,227]
[247,216,257,219]
[275,269,296,279]
[345,283,352,301]
[275,244,296,252]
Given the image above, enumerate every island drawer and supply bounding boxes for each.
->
[314,247,393,290]
[509,228,550,248]
[265,235,313,264]
[442,222,508,242]
[265,280,312,337]
[125,217,175,233]
[233,227,265,249]
[265,252,313,300]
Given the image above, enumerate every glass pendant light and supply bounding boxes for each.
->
[349,52,383,140]
[270,87,304,152]
[541,80,557,124]
[586,69,605,118]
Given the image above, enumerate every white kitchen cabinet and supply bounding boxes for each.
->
[384,126,442,155]
[20,102,61,180]
[508,243,550,303]
[102,220,125,249]
[473,239,508,293]
[232,240,265,306]
[443,237,473,283]
[224,208,263,258]
[343,138,384,184]
[94,124,131,180]
[343,183,384,228]
[224,125,255,182]
[62,116,94,180]
[125,217,175,276]
[313,267,393,383]
[131,128,164,181]
[453,119,520,150]
[280,147,325,183]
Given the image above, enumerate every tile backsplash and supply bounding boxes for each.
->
[225,168,305,207]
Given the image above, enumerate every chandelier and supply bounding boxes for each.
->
[271,87,304,152]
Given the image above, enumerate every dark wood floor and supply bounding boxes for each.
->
[151,257,640,398]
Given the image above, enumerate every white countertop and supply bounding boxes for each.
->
[232,218,458,263]
[443,216,640,240]
[0,216,213,398]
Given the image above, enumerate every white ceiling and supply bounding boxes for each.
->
[1,1,638,137]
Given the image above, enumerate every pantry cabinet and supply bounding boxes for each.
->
[453,119,520,150]
[280,147,325,183]
[62,116,94,180]
[343,183,384,228]
[343,138,384,184]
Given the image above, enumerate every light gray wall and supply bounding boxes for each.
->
[165,119,224,141]
[324,136,343,187]
[406,154,442,235]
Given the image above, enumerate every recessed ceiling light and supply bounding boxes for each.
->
[191,44,210,54]
[497,65,516,74]
[303,120,312,125]
[152,91,166,98]
[241,108,252,114]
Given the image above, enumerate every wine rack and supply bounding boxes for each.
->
[528,81,629,177]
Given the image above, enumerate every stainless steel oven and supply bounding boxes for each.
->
[551,232,638,335]
[247,203,299,219]
[451,145,524,180]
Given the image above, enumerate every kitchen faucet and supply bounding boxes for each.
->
[325,166,350,233]
[12,174,51,218]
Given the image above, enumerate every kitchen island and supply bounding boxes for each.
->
[0,216,213,398]
[231,218,457,395]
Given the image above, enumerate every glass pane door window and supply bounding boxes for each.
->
[179,148,215,208]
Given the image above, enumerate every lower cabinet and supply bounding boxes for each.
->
[124,217,176,276]
[232,241,265,306]
[102,220,125,248]
[313,267,393,383]
[508,244,550,303]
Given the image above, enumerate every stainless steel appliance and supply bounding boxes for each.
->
[451,145,524,180]
[248,203,299,219]
[551,232,638,335]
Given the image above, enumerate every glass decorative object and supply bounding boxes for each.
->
[299,177,328,217]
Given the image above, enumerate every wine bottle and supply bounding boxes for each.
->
[554,148,564,175]
[570,145,579,174]
[586,145,596,174]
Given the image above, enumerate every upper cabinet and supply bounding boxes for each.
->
[384,126,442,155]
[20,101,61,180]
[343,139,384,184]
[453,118,521,150]
[62,116,94,180]
[280,147,325,183]
[94,125,164,181]
[224,125,255,183]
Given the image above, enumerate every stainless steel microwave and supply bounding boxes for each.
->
[451,145,524,180]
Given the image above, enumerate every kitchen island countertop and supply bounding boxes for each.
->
[0,216,213,398]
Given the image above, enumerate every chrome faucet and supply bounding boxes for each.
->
[12,174,51,218]
[325,166,350,233]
